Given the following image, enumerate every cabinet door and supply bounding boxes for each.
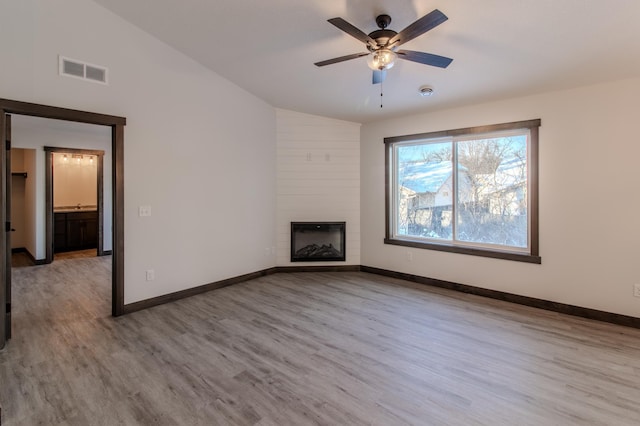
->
[54,213,67,252]
[66,217,84,250]
[66,211,98,250]
[83,218,98,249]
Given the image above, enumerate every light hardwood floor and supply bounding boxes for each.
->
[2,256,640,425]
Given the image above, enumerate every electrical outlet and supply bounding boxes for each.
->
[634,284,640,298]
[146,269,155,281]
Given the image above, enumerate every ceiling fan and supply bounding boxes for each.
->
[315,9,453,84]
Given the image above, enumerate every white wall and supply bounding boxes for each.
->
[276,109,360,266]
[1,0,277,304]
[11,116,112,257]
[23,149,37,258]
[10,149,26,249]
[361,77,640,318]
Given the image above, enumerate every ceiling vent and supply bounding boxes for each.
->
[59,56,108,85]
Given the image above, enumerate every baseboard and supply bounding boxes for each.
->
[122,265,360,314]
[101,250,112,256]
[13,248,46,265]
[123,267,279,314]
[276,265,361,273]
[31,253,47,266]
[361,265,640,329]
[121,263,640,330]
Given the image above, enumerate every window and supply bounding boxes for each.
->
[385,119,541,263]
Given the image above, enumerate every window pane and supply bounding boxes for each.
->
[396,142,453,240]
[455,135,528,248]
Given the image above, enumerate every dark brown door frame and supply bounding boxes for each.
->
[2,115,12,347]
[0,99,126,332]
[44,147,106,263]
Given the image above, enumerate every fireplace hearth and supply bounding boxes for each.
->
[291,222,345,262]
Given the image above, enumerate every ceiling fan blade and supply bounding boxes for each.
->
[397,50,453,68]
[328,17,377,48]
[372,70,387,84]
[314,52,369,67]
[388,9,448,47]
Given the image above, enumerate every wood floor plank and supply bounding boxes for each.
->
[2,257,640,425]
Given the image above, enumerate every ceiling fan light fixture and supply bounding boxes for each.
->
[367,49,397,71]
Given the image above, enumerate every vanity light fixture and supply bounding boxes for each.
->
[63,154,68,163]
[72,154,83,164]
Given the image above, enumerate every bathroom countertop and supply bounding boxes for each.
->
[54,206,98,213]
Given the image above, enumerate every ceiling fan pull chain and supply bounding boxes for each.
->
[380,81,383,108]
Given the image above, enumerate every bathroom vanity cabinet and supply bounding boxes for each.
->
[54,210,98,252]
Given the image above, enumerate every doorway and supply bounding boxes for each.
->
[0,98,126,350]
[45,147,106,263]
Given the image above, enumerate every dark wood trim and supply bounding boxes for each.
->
[1,111,7,348]
[112,124,125,317]
[43,147,105,156]
[384,238,542,264]
[44,151,53,264]
[0,98,125,127]
[0,98,126,322]
[529,125,540,257]
[5,113,11,343]
[96,151,104,257]
[384,142,391,241]
[384,119,542,144]
[361,266,640,329]
[123,268,280,314]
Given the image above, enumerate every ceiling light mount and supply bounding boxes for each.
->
[419,85,435,96]
[375,14,392,30]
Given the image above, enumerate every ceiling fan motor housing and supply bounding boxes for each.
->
[367,29,398,51]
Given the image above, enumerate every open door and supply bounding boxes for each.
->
[0,113,11,348]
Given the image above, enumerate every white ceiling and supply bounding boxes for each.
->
[92,0,640,123]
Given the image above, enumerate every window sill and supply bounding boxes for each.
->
[384,238,541,264]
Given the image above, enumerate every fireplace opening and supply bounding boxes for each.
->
[291,222,346,262]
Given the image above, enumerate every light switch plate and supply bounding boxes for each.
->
[139,205,151,217]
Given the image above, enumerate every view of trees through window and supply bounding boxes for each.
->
[394,131,529,250]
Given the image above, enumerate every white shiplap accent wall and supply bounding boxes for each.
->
[276,109,361,266]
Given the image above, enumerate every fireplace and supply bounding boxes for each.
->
[291,222,346,262]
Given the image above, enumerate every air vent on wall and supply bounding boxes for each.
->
[59,56,108,85]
